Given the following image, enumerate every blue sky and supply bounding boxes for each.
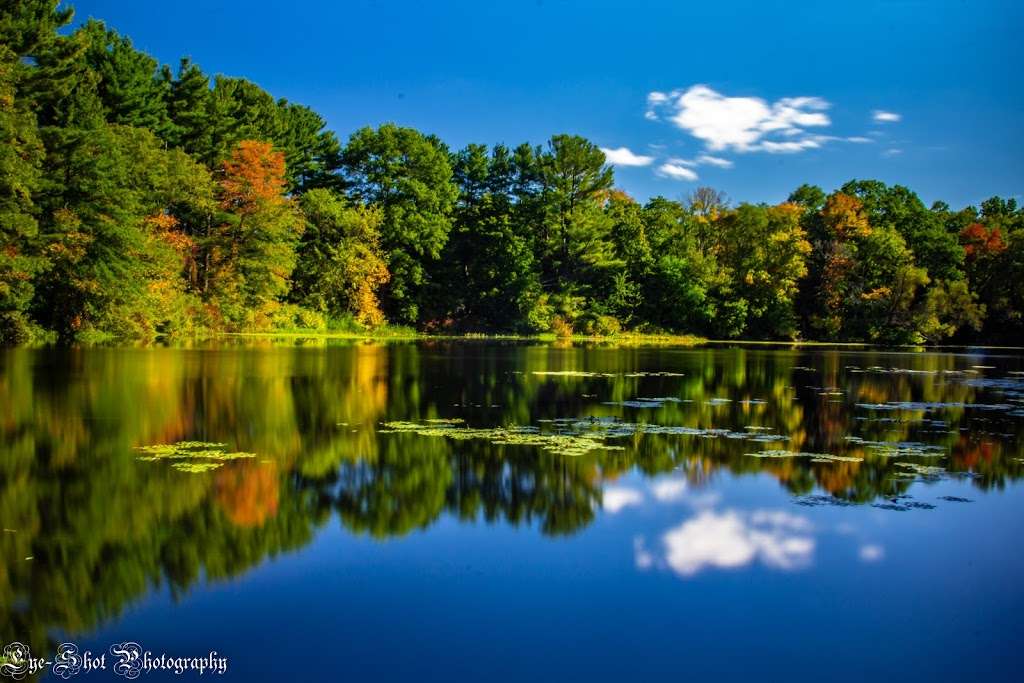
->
[65,0,1022,208]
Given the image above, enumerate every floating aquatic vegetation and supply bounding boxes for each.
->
[745,450,863,463]
[623,371,686,377]
[892,462,946,480]
[938,496,973,503]
[842,436,945,458]
[859,366,941,375]
[378,420,623,457]
[872,499,936,511]
[856,401,1015,412]
[171,462,223,473]
[603,400,669,409]
[792,495,859,507]
[135,441,256,473]
[139,440,225,451]
[638,396,690,403]
[750,434,788,443]
[957,375,1024,398]
[532,370,685,379]
[424,418,465,424]
[532,370,614,377]
[380,416,795,455]
[603,396,692,408]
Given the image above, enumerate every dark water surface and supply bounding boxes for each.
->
[2,342,1023,681]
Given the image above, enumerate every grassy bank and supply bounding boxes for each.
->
[218,329,707,346]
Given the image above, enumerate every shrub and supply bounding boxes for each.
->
[551,315,573,338]
[583,314,621,336]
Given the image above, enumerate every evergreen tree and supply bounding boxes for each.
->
[0,47,45,342]
[431,144,540,331]
[165,58,212,155]
[78,20,171,135]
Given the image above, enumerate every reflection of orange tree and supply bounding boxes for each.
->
[216,461,280,527]
[948,436,1021,489]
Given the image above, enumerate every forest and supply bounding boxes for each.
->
[2,1,1022,345]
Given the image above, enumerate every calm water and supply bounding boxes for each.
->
[2,342,1023,681]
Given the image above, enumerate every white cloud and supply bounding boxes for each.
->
[696,154,734,168]
[600,146,655,167]
[641,508,815,577]
[882,148,903,157]
[647,91,669,106]
[656,162,699,182]
[650,478,688,502]
[646,85,831,153]
[602,486,644,513]
[756,138,825,153]
[873,110,902,123]
[859,544,885,562]
[846,136,873,143]
[749,509,813,532]
[634,537,655,569]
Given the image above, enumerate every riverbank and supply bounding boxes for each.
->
[218,330,708,346]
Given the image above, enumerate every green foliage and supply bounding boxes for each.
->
[712,203,810,338]
[292,189,389,327]
[918,279,985,342]
[0,48,44,343]
[79,20,171,135]
[32,124,208,339]
[341,124,458,324]
[538,134,616,291]
[841,180,964,282]
[430,144,541,332]
[207,140,304,330]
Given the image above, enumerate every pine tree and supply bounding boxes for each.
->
[0,47,44,342]
[78,20,171,136]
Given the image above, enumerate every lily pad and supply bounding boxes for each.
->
[745,450,863,463]
[135,441,257,473]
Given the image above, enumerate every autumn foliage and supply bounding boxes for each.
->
[960,223,1006,259]
[220,140,287,215]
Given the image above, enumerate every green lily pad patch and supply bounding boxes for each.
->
[135,441,256,473]
[745,449,863,463]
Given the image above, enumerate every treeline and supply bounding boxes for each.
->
[2,2,1022,344]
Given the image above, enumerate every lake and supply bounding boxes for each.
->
[2,341,1023,681]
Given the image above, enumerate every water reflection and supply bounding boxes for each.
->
[1,342,1022,657]
[650,508,815,576]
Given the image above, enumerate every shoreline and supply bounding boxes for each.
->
[6,330,1022,351]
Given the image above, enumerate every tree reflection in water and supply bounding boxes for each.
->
[1,341,1021,653]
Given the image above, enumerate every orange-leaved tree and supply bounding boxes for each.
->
[211,140,303,328]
